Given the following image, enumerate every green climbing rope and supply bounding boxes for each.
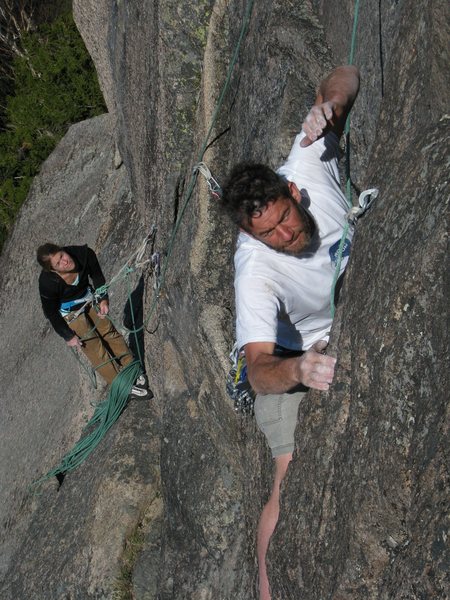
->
[31,360,142,487]
[345,0,361,204]
[33,1,255,485]
[141,0,255,332]
[87,1,255,337]
[330,0,361,318]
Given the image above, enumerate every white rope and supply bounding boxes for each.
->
[347,188,379,224]
[95,226,157,296]
[150,251,161,290]
[133,225,157,268]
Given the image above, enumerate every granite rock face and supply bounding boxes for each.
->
[0,0,448,598]
[0,115,161,596]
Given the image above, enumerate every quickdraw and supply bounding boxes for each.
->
[226,344,256,416]
[347,188,379,225]
[193,162,222,200]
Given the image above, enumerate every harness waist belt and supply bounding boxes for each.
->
[60,288,94,316]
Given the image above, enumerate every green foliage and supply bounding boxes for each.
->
[0,11,106,248]
[113,513,149,600]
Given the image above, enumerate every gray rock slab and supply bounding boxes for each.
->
[0,113,159,591]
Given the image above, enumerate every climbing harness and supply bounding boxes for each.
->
[60,285,95,318]
[64,293,94,323]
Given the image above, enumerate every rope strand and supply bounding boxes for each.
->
[330,0,361,318]
[33,1,255,486]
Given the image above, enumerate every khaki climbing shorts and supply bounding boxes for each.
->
[254,389,307,457]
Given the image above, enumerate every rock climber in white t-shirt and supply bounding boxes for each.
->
[220,65,360,600]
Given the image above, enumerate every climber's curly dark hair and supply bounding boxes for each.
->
[220,163,291,227]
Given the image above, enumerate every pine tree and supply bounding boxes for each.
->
[0,10,105,248]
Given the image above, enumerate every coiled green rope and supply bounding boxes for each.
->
[31,361,142,487]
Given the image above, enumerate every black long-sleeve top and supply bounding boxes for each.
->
[38,245,107,341]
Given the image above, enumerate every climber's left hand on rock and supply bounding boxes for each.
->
[300,101,336,147]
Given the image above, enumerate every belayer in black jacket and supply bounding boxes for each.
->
[37,243,149,397]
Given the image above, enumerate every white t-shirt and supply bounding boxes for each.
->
[234,131,353,352]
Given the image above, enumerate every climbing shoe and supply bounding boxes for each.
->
[130,374,153,399]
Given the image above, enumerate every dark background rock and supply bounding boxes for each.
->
[0,0,448,598]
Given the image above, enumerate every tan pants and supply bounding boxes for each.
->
[66,306,134,384]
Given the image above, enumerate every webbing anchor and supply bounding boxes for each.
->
[347,188,379,224]
[193,162,222,199]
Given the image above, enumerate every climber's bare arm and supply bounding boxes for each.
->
[245,340,336,395]
[301,65,360,147]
